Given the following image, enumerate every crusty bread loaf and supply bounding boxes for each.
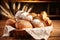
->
[15,20,33,30]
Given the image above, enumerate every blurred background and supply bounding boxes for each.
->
[0,0,60,40]
[0,0,60,20]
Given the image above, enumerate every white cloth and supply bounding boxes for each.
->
[24,26,53,40]
[2,25,53,40]
[2,25,15,37]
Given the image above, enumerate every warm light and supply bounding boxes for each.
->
[8,0,51,2]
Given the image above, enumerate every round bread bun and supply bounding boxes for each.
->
[31,19,44,28]
[15,20,33,30]
[6,19,16,27]
[15,10,25,21]
[31,12,37,17]
[25,14,33,21]
[19,12,29,19]
[15,11,29,21]
[40,11,48,21]
[45,17,52,26]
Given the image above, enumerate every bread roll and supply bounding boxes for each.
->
[15,10,23,21]
[45,17,52,26]
[15,11,33,21]
[31,19,44,28]
[20,12,29,19]
[25,14,33,21]
[31,12,37,18]
[40,11,48,21]
[15,11,29,21]
[6,19,16,27]
[15,20,33,30]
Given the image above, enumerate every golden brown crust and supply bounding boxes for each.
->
[15,20,33,30]
[6,19,16,27]
[45,18,52,26]
[31,12,37,18]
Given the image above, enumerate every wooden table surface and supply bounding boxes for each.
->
[0,20,60,40]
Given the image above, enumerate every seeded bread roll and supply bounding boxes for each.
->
[15,20,33,30]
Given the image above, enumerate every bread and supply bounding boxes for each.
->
[15,20,33,30]
[15,10,23,20]
[37,11,52,26]
[25,14,33,21]
[45,17,52,26]
[31,19,44,28]
[15,11,29,21]
[31,12,37,18]
[6,19,16,27]
[40,11,48,21]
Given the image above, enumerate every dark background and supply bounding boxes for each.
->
[0,0,60,20]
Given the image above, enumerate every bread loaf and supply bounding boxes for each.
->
[15,20,33,30]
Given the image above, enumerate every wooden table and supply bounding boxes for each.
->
[48,20,60,40]
[0,20,60,40]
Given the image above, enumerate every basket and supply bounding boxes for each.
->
[2,25,53,40]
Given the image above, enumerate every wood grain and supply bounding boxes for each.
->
[48,37,60,40]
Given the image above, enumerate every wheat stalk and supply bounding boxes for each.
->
[13,3,16,15]
[13,3,15,10]
[0,5,13,18]
[5,2,10,9]
[24,5,28,12]
[0,5,10,16]
[5,2,14,18]
[27,6,33,13]
[1,11,12,18]
[22,4,29,12]
[1,10,14,19]
[22,4,27,12]
[17,3,20,10]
